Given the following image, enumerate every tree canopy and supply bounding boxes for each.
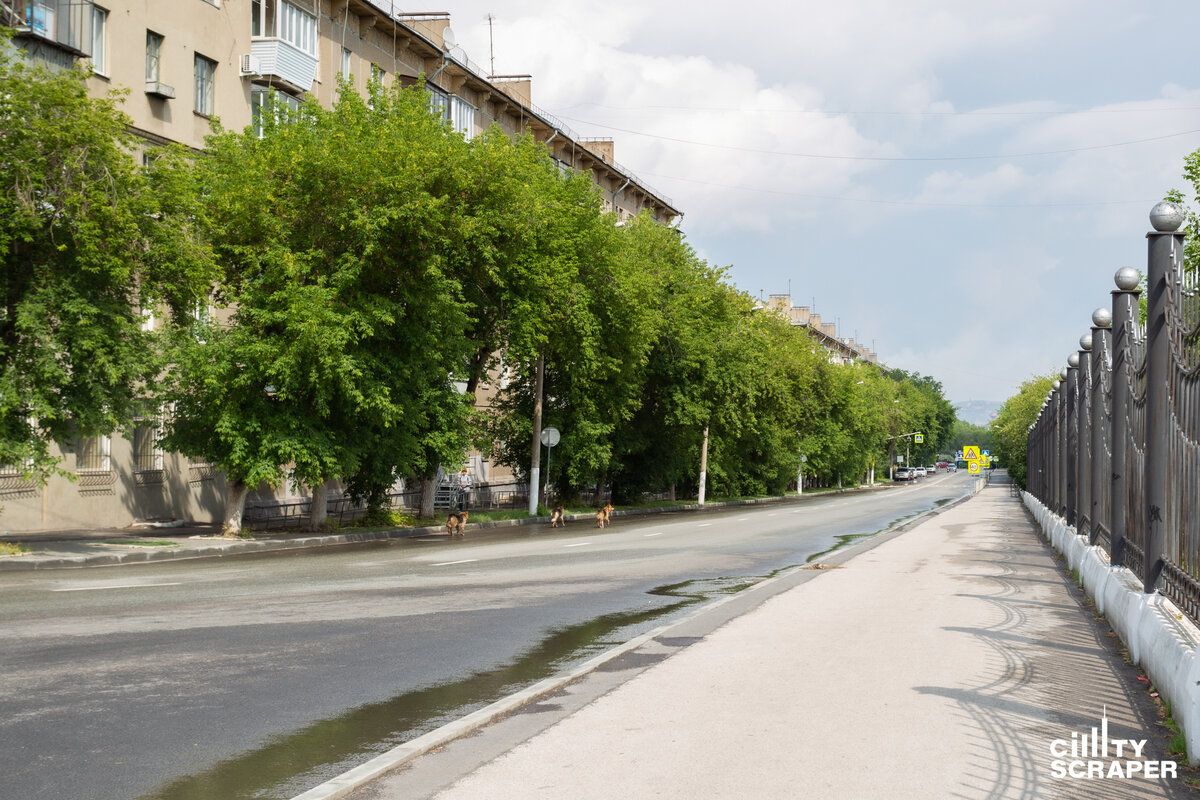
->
[991,374,1055,488]
[3,60,960,531]
[0,42,213,483]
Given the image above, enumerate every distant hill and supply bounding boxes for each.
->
[954,401,1002,427]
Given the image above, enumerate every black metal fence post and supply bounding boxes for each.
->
[1143,209,1184,592]
[1109,270,1139,569]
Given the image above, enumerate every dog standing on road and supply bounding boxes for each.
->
[550,505,566,528]
[595,503,613,528]
[446,510,469,537]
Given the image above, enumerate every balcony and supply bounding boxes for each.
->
[3,0,94,60]
[249,37,317,93]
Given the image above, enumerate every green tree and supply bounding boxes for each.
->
[947,419,994,456]
[0,42,213,485]
[991,373,1055,488]
[163,82,473,533]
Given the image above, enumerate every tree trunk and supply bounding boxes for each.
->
[420,478,436,519]
[306,480,329,531]
[223,479,250,537]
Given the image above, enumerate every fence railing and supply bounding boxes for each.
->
[1026,201,1200,621]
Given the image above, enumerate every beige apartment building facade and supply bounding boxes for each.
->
[1,0,682,531]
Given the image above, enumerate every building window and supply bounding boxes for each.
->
[370,62,383,83]
[251,85,302,137]
[77,435,111,473]
[146,30,163,82]
[251,0,316,56]
[428,88,448,119]
[450,96,475,139]
[340,47,351,79]
[132,419,164,472]
[91,6,107,75]
[194,53,216,115]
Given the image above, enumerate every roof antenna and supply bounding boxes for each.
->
[487,13,496,76]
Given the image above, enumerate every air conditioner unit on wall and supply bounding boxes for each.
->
[240,54,261,76]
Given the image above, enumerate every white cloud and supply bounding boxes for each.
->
[407,0,1200,401]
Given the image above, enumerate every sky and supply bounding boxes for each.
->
[408,0,1200,404]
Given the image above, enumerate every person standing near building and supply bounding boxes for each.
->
[457,468,472,511]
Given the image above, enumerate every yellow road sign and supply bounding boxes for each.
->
[963,445,981,461]
[915,433,924,444]
[968,460,981,474]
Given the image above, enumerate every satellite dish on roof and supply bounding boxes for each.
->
[442,26,456,51]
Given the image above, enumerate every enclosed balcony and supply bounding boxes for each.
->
[249,0,318,92]
[2,0,94,61]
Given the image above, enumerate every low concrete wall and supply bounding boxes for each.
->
[1022,491,1200,764]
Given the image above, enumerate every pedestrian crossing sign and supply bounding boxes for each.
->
[915,433,924,444]
[963,445,981,460]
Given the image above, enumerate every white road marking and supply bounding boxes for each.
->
[431,559,478,567]
[644,532,664,538]
[736,517,749,521]
[564,542,592,548]
[698,523,712,528]
[53,582,182,592]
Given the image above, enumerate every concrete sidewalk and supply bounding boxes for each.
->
[346,481,1190,800]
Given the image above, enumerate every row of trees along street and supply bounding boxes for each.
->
[0,47,957,535]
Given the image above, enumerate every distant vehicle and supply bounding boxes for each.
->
[946,463,958,472]
[894,467,915,481]
[912,466,927,477]
[936,461,949,469]
[926,465,937,473]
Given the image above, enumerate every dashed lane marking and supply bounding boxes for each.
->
[53,582,182,592]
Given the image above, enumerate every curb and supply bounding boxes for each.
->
[0,484,891,571]
[289,477,984,800]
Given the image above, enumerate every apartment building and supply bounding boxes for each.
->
[759,294,880,366]
[1,0,683,531]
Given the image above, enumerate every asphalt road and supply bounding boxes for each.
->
[0,473,974,800]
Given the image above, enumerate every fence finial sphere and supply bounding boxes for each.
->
[1092,307,1113,328]
[1068,353,1080,368]
[1150,200,1185,232]
[1060,367,1069,379]
[1053,380,1062,390]
[1114,266,1141,291]
[1080,332,1093,351]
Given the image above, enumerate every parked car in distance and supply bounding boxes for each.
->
[894,467,915,481]
[912,466,926,477]
[926,465,938,474]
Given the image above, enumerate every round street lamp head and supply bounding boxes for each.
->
[1114,266,1141,291]
[1067,353,1080,368]
[1092,307,1112,328]
[1080,332,1093,351]
[1150,200,1185,232]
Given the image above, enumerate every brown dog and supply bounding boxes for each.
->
[446,510,469,537]
[550,505,566,528]
[595,503,613,528]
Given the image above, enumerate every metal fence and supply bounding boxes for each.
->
[1026,201,1200,620]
